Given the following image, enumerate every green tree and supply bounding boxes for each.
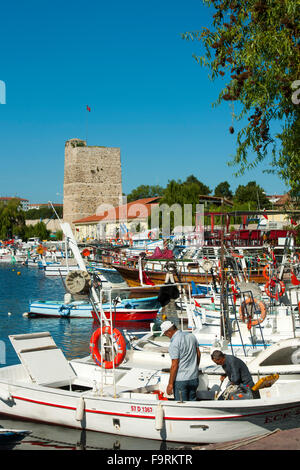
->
[183,175,211,195]
[183,0,300,192]
[234,181,270,208]
[214,181,233,199]
[25,206,63,220]
[126,185,165,202]
[0,199,25,239]
[24,222,51,241]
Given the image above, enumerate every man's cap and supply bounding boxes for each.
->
[160,320,175,336]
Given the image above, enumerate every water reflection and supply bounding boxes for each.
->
[0,417,182,450]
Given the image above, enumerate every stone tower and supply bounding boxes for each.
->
[63,139,122,226]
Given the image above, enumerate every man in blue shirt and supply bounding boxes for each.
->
[211,350,260,399]
[160,321,201,401]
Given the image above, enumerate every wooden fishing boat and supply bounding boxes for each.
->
[113,263,267,287]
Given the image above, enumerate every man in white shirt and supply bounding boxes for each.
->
[160,321,201,401]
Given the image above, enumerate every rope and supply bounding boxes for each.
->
[195,428,282,451]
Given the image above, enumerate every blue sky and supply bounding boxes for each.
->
[0,0,288,204]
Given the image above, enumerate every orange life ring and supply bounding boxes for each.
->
[264,278,285,299]
[239,297,267,329]
[90,326,126,369]
[263,264,270,280]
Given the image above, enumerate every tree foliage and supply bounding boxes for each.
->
[0,199,53,240]
[0,199,25,239]
[214,180,233,198]
[126,185,165,202]
[233,181,271,208]
[25,206,63,220]
[182,0,300,192]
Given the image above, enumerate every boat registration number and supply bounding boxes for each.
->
[131,405,153,413]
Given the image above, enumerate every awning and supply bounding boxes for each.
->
[250,230,261,240]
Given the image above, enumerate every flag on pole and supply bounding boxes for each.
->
[262,209,268,220]
[86,105,91,112]
[291,218,297,226]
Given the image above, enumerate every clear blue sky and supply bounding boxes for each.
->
[0,0,288,204]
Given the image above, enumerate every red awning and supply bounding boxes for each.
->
[250,230,261,240]
[239,230,250,239]
[269,230,287,240]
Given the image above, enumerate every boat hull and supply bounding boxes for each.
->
[28,299,159,321]
[0,379,300,444]
[114,265,266,287]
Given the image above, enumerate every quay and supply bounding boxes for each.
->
[197,427,300,450]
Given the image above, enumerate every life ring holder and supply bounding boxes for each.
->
[264,278,286,299]
[90,326,126,369]
[239,297,267,329]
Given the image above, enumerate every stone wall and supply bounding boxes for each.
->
[25,219,62,232]
[63,139,122,226]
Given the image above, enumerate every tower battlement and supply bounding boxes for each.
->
[63,139,122,226]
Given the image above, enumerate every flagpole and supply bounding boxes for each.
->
[86,106,88,145]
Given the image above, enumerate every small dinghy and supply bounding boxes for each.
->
[0,428,31,442]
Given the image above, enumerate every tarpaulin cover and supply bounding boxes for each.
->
[148,247,174,259]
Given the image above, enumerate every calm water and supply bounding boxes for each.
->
[0,263,181,450]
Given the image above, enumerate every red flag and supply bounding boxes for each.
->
[291,218,298,226]
[86,105,91,112]
[142,271,155,286]
[262,209,268,220]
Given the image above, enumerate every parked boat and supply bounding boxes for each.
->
[0,428,31,442]
[1,331,300,444]
[28,296,161,321]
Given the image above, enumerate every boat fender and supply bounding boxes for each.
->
[75,396,85,421]
[155,402,164,430]
[59,305,71,316]
[0,388,12,402]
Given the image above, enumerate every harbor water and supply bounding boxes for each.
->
[0,263,181,450]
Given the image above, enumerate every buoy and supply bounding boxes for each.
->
[7,312,11,316]
[17,272,21,275]
[155,402,164,430]
[23,312,29,317]
[0,388,12,401]
[75,396,85,421]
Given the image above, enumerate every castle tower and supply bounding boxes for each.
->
[63,139,122,226]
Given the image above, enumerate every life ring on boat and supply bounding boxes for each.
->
[239,297,267,329]
[263,264,270,281]
[90,326,126,369]
[264,278,285,299]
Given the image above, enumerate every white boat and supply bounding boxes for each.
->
[2,221,300,444]
[0,332,300,444]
